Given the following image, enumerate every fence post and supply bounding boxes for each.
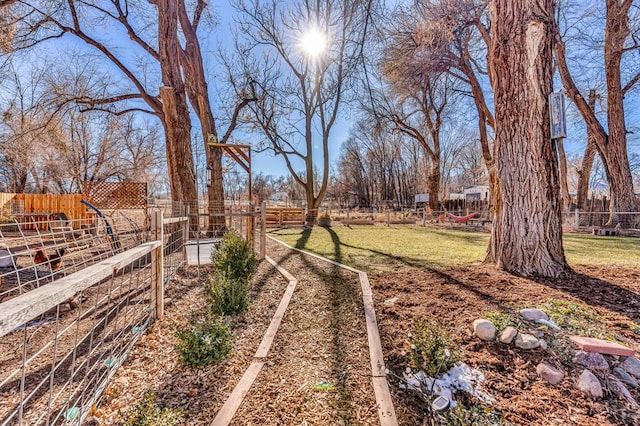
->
[574,208,579,231]
[150,210,164,320]
[346,209,350,226]
[260,201,266,260]
[386,210,390,227]
[182,206,190,262]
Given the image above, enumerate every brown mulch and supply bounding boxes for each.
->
[371,264,640,425]
[97,239,379,425]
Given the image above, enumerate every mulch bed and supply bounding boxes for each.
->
[371,264,640,425]
[97,239,379,425]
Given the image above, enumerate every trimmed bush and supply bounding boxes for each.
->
[206,276,250,316]
[212,229,257,285]
[174,313,233,368]
[120,390,182,426]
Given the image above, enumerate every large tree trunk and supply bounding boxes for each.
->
[177,2,226,234]
[427,159,440,210]
[487,0,568,277]
[158,0,197,205]
[576,89,598,211]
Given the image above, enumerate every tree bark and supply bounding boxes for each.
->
[177,2,226,234]
[487,0,568,277]
[158,0,197,206]
[553,1,637,225]
[576,89,598,210]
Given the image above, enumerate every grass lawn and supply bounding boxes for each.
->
[268,225,640,271]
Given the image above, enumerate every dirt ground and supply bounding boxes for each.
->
[371,264,640,425]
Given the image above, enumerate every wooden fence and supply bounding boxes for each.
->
[0,193,89,221]
[265,207,305,227]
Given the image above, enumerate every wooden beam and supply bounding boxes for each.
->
[162,216,188,225]
[0,241,161,338]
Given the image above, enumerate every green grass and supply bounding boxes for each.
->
[269,226,639,270]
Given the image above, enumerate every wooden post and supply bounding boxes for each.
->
[346,209,350,226]
[260,201,266,260]
[150,210,164,320]
[386,210,390,227]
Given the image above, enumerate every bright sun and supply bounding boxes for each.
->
[300,28,327,58]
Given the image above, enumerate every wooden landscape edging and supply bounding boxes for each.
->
[211,256,298,426]
[266,236,399,426]
[0,241,162,338]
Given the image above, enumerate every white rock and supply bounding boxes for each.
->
[536,318,560,330]
[520,308,549,322]
[473,319,496,341]
[539,339,548,350]
[499,326,517,344]
[576,369,602,398]
[514,333,540,349]
[536,362,564,385]
[383,297,398,306]
[620,357,640,379]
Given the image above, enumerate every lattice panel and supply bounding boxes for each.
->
[83,181,148,209]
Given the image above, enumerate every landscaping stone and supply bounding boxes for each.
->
[536,362,564,385]
[613,367,639,389]
[569,336,635,356]
[536,318,560,330]
[539,339,548,350]
[576,369,603,399]
[520,308,549,322]
[573,351,610,371]
[609,376,639,407]
[499,326,517,344]
[473,319,496,341]
[620,356,640,379]
[514,333,539,349]
[383,297,398,306]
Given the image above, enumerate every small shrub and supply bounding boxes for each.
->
[120,390,182,426]
[538,299,610,339]
[174,313,233,368]
[206,276,250,316]
[409,320,460,377]
[212,229,257,285]
[433,403,504,426]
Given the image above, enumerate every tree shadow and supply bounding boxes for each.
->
[531,271,640,322]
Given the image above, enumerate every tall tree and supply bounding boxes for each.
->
[554,0,639,225]
[235,0,371,225]
[488,0,568,277]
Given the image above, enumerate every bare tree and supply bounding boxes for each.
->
[554,0,640,224]
[234,0,371,225]
[488,0,568,277]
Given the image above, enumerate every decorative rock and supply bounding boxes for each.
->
[536,318,560,330]
[473,319,496,341]
[573,351,610,371]
[539,339,548,350]
[569,336,635,357]
[514,333,540,349]
[613,367,639,389]
[609,376,639,407]
[620,357,640,379]
[536,362,564,385]
[576,369,603,399]
[499,326,517,344]
[520,308,549,322]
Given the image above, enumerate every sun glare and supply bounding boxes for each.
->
[300,28,327,58]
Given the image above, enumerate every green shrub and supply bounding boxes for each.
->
[174,313,233,368]
[212,229,257,285]
[206,276,251,316]
[484,310,518,334]
[120,390,182,426]
[409,320,460,377]
[434,403,504,425]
